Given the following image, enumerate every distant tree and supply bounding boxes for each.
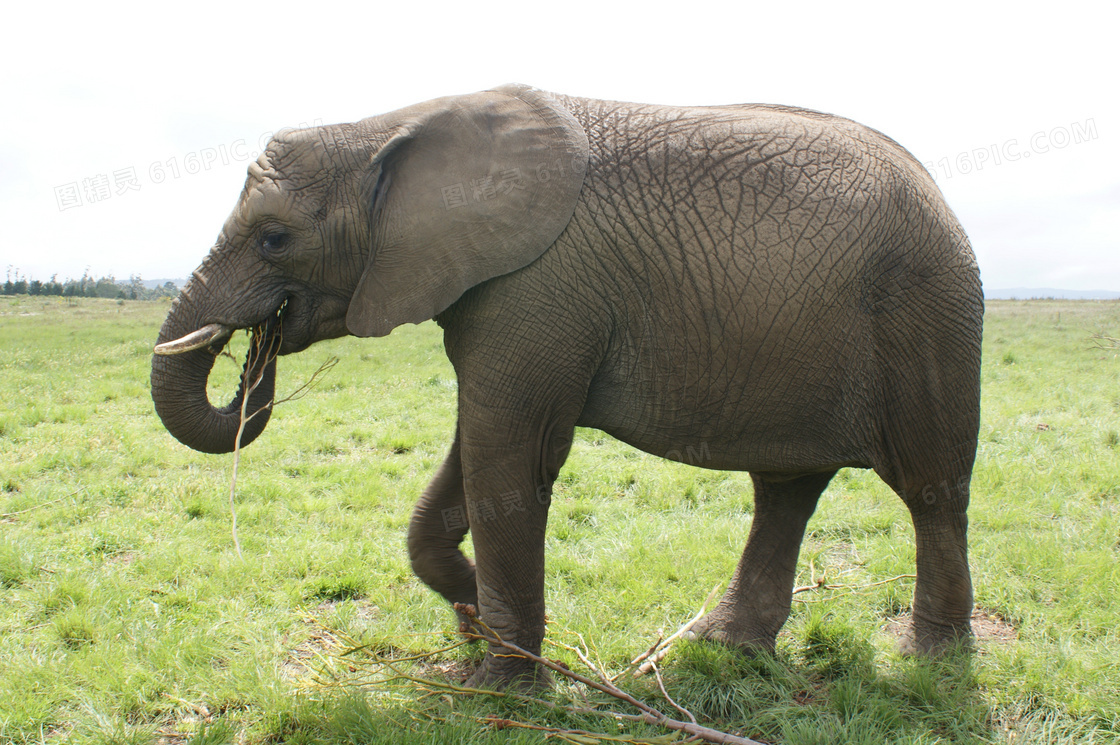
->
[77,268,93,297]
[94,276,121,298]
[127,274,146,300]
[4,267,26,295]
[0,270,184,300]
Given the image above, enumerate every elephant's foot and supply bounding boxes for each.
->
[898,611,973,656]
[464,652,552,691]
[454,603,550,689]
[685,606,780,654]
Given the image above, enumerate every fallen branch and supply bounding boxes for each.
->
[455,603,762,745]
[341,637,473,664]
[296,610,767,745]
[1090,333,1120,350]
[548,632,702,738]
[358,660,665,736]
[300,625,655,738]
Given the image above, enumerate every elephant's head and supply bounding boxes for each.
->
[151,84,589,454]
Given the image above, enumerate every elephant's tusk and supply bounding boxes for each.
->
[153,323,234,355]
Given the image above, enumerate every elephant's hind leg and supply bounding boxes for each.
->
[408,431,479,623]
[876,439,975,655]
[690,470,835,652]
[903,493,973,655]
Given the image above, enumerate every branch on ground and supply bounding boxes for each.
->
[455,602,762,745]
[1089,333,1120,350]
[298,605,765,745]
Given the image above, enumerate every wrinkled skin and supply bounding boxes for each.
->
[152,84,982,688]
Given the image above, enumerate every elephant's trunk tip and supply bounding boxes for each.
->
[154,323,234,356]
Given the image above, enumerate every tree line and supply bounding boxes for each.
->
[2,268,180,301]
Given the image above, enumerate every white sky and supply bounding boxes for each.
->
[1,0,1116,290]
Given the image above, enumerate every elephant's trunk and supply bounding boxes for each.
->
[150,298,281,454]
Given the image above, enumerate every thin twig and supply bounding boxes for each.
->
[792,573,916,596]
[341,638,473,663]
[226,325,336,557]
[628,634,662,671]
[651,660,697,725]
[0,488,83,519]
[631,582,722,677]
[273,357,339,405]
[548,633,615,689]
[229,328,279,558]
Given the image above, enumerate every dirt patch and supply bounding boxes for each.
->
[883,607,1017,650]
[153,702,216,745]
[419,657,479,684]
[969,608,1018,645]
[110,551,137,566]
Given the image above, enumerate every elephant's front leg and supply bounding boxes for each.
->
[458,419,575,689]
[408,432,478,622]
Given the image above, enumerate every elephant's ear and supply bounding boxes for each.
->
[345,84,589,338]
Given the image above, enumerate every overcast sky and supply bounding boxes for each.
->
[1,1,1115,291]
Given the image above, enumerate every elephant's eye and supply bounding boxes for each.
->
[259,230,289,255]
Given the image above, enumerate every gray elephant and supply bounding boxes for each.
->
[151,84,982,688]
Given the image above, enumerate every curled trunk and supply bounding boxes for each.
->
[151,300,278,454]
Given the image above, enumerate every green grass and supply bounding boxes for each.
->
[1,296,1119,744]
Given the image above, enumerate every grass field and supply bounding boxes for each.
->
[1,296,1119,744]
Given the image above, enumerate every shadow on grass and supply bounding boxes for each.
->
[229,614,1112,745]
[238,628,982,744]
[245,685,669,745]
[666,615,988,744]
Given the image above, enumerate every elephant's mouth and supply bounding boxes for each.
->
[237,301,287,383]
[155,300,288,361]
[151,301,288,454]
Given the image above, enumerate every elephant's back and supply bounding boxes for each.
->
[558,95,889,343]
[556,92,979,333]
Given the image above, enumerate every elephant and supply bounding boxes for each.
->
[151,84,983,688]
